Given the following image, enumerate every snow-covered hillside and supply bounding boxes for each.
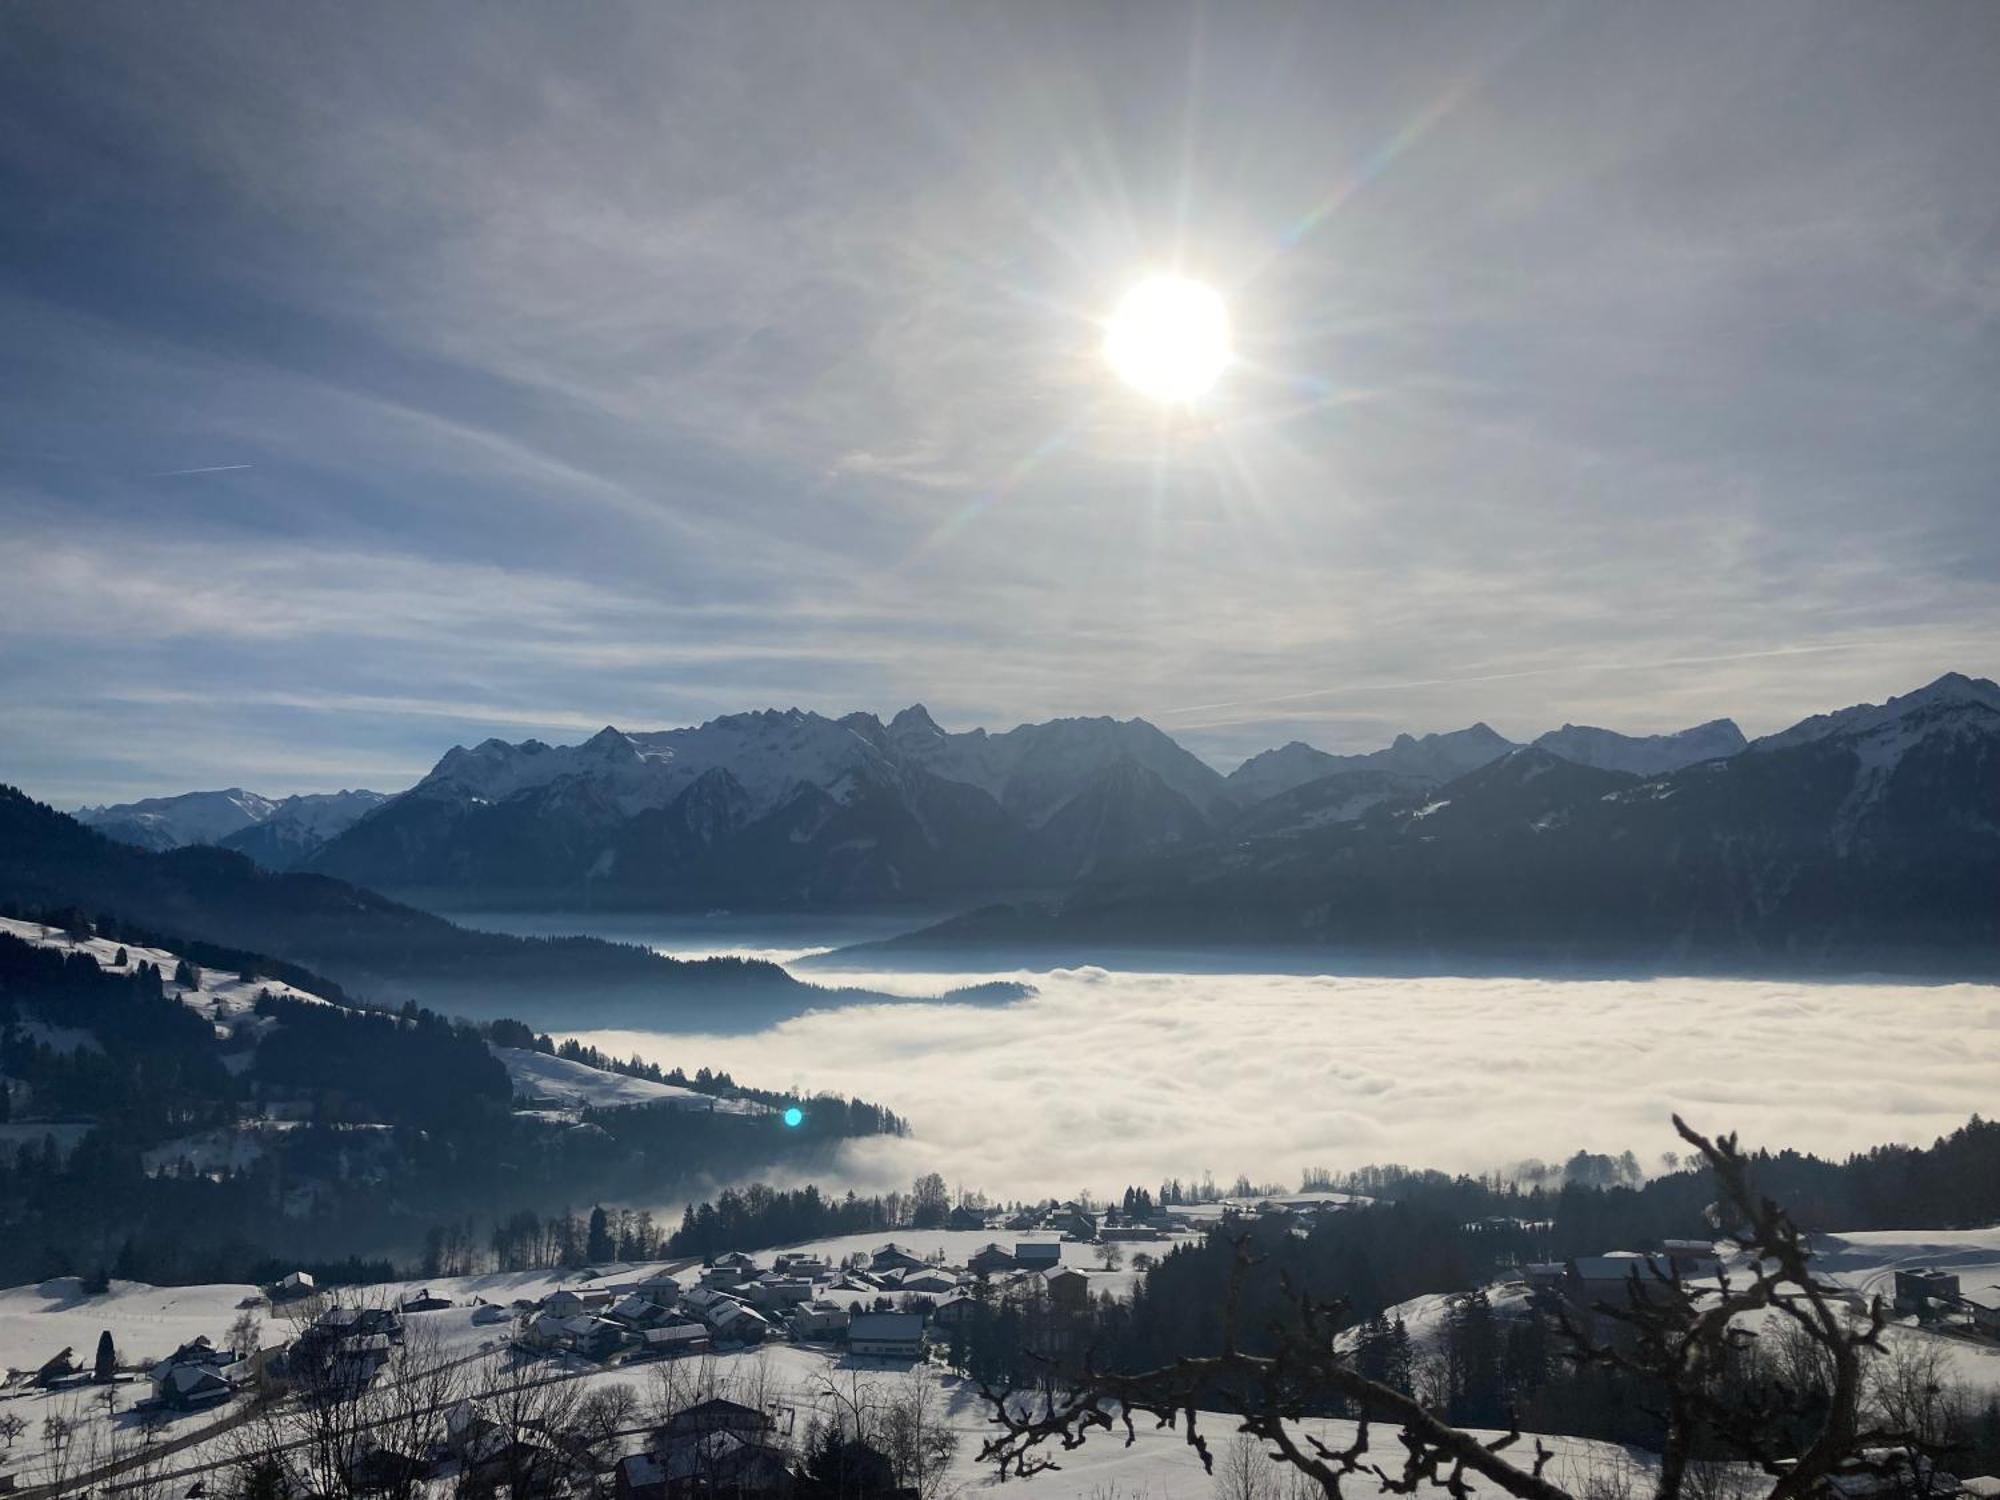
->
[494,1047,766,1116]
[73,788,386,857]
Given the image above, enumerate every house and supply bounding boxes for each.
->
[610,1293,676,1328]
[1521,1263,1567,1305]
[1004,1210,1040,1232]
[654,1431,794,1497]
[705,1300,774,1345]
[1563,1254,1694,1319]
[787,1301,849,1341]
[744,1275,815,1311]
[1964,1295,2000,1336]
[772,1253,830,1279]
[545,1287,613,1319]
[331,1334,393,1388]
[562,1315,629,1360]
[627,1270,684,1299]
[947,1205,987,1231]
[1893,1268,1962,1317]
[1043,1266,1089,1303]
[615,1451,670,1500]
[898,1269,960,1296]
[702,1251,759,1286]
[269,1270,316,1302]
[967,1244,1015,1276]
[444,1400,508,1463]
[657,1397,776,1442]
[637,1324,712,1358]
[398,1288,452,1313]
[521,1311,573,1350]
[1013,1243,1060,1272]
[929,1290,978,1330]
[869,1242,928,1274]
[1058,1211,1098,1242]
[848,1311,926,1360]
[152,1363,235,1411]
[1659,1239,1714,1276]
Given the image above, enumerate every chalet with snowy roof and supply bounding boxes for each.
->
[545,1286,613,1318]
[150,1361,236,1411]
[787,1300,849,1340]
[703,1299,774,1344]
[771,1252,830,1279]
[848,1310,926,1360]
[898,1268,960,1296]
[968,1243,1015,1276]
[637,1323,712,1357]
[611,1293,677,1328]
[869,1241,927,1273]
[701,1251,759,1286]
[562,1314,629,1360]
[270,1270,317,1302]
[626,1270,684,1298]
[744,1274,815,1310]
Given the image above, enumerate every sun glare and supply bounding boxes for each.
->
[1104,274,1231,403]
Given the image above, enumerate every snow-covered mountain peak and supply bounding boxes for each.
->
[1751,672,2000,755]
[888,703,946,744]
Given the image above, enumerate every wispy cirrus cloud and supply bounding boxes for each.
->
[2,1,1997,800]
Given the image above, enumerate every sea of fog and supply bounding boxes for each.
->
[466,913,2000,1202]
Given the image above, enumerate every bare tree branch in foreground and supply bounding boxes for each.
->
[978,1117,1928,1500]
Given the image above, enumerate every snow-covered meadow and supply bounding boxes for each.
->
[571,958,2000,1203]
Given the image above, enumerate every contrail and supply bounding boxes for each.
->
[153,463,252,477]
[1156,643,1873,720]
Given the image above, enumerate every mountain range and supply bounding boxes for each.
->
[21,671,2000,976]
[837,672,2000,975]
[73,701,1756,913]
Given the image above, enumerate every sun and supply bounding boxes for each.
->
[1103,274,1231,403]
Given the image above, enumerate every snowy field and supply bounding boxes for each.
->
[7,1230,1999,1497]
[570,961,2000,1202]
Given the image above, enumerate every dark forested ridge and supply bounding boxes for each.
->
[0,929,905,1285]
[0,785,862,1028]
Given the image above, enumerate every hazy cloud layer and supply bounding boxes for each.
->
[575,966,2000,1202]
[4,2,1999,799]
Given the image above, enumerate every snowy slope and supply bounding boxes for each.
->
[73,788,386,855]
[0,915,336,1035]
[493,1047,767,1116]
[74,788,279,849]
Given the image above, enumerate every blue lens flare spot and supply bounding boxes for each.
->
[783,1106,804,1128]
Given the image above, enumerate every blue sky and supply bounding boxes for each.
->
[4,1,1997,803]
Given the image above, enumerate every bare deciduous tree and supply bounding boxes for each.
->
[977,1118,1933,1500]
